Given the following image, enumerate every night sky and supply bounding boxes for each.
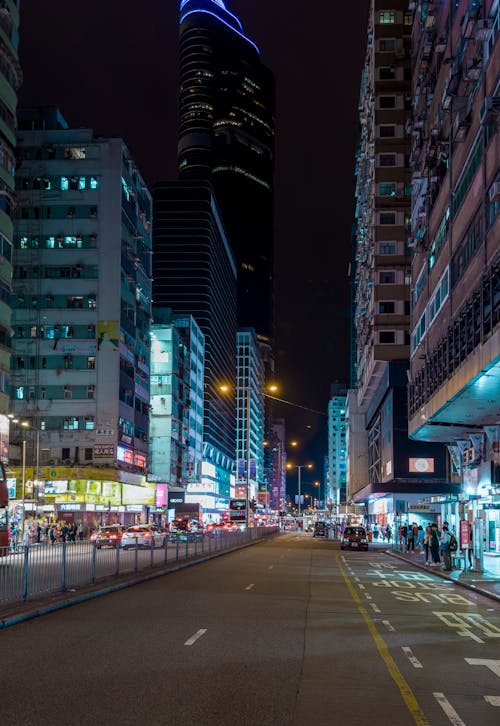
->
[18,0,369,494]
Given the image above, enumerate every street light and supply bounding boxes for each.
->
[286,462,313,516]
[314,481,321,509]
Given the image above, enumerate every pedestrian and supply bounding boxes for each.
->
[60,523,69,543]
[468,523,473,567]
[36,523,42,544]
[385,524,392,542]
[430,523,440,566]
[373,523,379,540]
[424,525,432,565]
[440,524,452,571]
[49,525,56,544]
[417,524,424,553]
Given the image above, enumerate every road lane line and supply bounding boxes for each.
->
[370,602,381,613]
[382,620,395,632]
[337,555,429,726]
[484,696,500,706]
[184,629,207,646]
[245,583,255,590]
[358,583,365,589]
[365,594,373,600]
[433,693,466,725]
[402,647,423,669]
[354,576,360,582]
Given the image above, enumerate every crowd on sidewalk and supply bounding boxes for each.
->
[8,519,86,550]
[397,521,465,572]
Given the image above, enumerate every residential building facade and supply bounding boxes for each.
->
[327,383,348,509]
[408,0,500,551]
[9,107,153,526]
[0,0,22,457]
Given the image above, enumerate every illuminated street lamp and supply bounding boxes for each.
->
[286,462,313,516]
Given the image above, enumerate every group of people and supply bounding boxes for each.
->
[398,521,467,571]
[9,520,85,550]
[365,523,392,542]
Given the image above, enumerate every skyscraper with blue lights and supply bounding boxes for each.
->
[178,0,275,340]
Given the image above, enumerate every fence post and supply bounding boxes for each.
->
[134,540,139,572]
[164,535,168,565]
[22,544,30,601]
[185,535,189,559]
[176,538,179,562]
[202,534,205,555]
[150,536,154,568]
[91,542,97,583]
[115,542,120,578]
[61,542,67,592]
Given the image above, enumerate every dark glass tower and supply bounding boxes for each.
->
[153,181,237,465]
[178,0,275,340]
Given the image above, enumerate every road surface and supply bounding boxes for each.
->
[1,532,500,725]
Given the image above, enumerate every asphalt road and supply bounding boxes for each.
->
[1,532,500,725]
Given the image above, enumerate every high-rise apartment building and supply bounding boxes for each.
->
[10,107,153,525]
[408,1,500,547]
[178,0,275,338]
[268,418,286,512]
[0,0,22,455]
[236,328,265,505]
[348,3,454,526]
[149,310,204,494]
[153,180,237,511]
[327,383,348,509]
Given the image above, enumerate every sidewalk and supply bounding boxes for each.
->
[384,546,500,603]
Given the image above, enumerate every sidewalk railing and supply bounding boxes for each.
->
[0,527,279,604]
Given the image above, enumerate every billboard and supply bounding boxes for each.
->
[409,458,435,474]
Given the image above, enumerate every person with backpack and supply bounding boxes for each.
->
[430,523,441,566]
[439,524,452,571]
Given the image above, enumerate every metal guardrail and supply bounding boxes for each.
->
[0,527,279,604]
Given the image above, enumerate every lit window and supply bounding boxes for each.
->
[64,385,72,400]
[379,183,397,196]
[64,417,79,430]
[85,417,95,430]
[78,177,86,190]
[379,11,395,24]
[16,386,25,399]
[60,177,69,191]
[90,177,98,190]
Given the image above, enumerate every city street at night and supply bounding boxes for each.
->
[2,533,500,725]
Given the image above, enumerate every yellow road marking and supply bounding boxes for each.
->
[337,555,429,726]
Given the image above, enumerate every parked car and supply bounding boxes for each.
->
[169,519,204,542]
[120,525,167,549]
[90,524,127,549]
[341,526,368,551]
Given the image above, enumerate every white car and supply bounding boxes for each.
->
[120,525,167,549]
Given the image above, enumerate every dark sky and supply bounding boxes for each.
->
[18,0,369,491]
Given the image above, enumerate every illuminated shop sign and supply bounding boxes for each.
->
[117,446,147,469]
[45,480,69,494]
[409,458,435,474]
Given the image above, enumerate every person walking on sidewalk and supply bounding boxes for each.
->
[440,524,452,571]
[430,523,441,566]
[424,524,432,565]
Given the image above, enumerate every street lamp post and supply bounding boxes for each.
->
[245,386,251,528]
[287,463,313,516]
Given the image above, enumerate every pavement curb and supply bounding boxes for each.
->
[0,535,278,631]
[385,549,500,604]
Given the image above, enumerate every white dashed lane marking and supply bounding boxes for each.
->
[184,629,207,646]
[402,646,423,669]
[245,583,255,591]
[382,620,395,632]
[433,692,466,725]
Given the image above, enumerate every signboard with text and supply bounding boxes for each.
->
[460,520,470,549]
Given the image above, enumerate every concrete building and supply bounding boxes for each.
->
[9,107,153,526]
[149,310,204,501]
[349,3,455,527]
[268,418,286,512]
[327,383,348,509]
[236,328,265,506]
[153,180,237,515]
[408,1,500,550]
[0,0,22,457]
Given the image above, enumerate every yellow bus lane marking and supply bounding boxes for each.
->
[336,554,429,726]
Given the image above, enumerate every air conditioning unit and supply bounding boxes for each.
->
[489,181,500,204]
[480,96,500,124]
[64,458,72,466]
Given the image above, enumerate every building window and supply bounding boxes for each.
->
[379,96,396,109]
[63,417,79,430]
[379,301,395,314]
[379,242,396,254]
[379,11,395,24]
[64,385,72,400]
[380,271,396,284]
[404,12,413,25]
[379,67,396,80]
[380,212,396,225]
[379,183,397,196]
[85,417,95,430]
[379,125,396,138]
[379,38,395,51]
[379,331,395,344]
[62,448,70,460]
[87,356,96,369]
[87,385,95,399]
[85,447,93,461]
[15,386,24,399]
[379,154,396,167]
